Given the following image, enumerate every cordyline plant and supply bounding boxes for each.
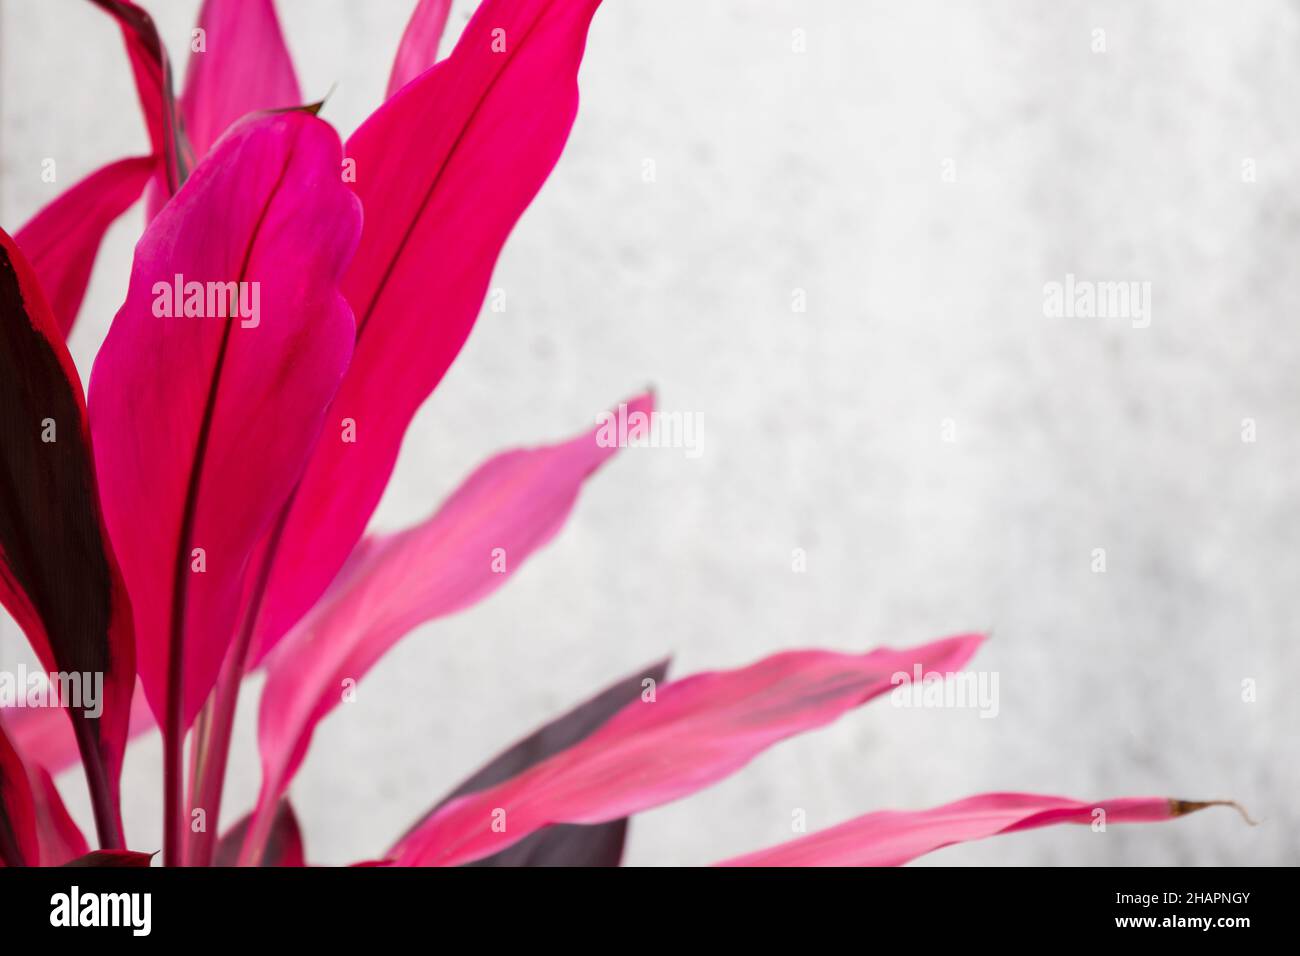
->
[0,0,1243,869]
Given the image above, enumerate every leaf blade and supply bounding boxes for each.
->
[386,0,454,98]
[88,0,187,190]
[87,112,361,734]
[0,228,136,847]
[244,0,608,667]
[391,634,986,866]
[715,794,1243,866]
[430,659,670,867]
[179,0,302,160]
[29,768,90,866]
[15,156,155,338]
[247,394,648,861]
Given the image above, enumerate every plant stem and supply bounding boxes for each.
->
[162,700,184,865]
[72,720,124,849]
[164,321,235,867]
[187,636,247,867]
[192,509,290,868]
[184,697,215,864]
[237,788,274,867]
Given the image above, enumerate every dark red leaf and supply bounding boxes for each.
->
[402,660,670,867]
[0,229,136,848]
[63,849,154,867]
[215,801,304,867]
[0,721,38,866]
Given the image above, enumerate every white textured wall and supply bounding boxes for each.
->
[2,0,1296,865]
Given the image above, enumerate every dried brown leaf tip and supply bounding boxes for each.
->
[1169,799,1257,825]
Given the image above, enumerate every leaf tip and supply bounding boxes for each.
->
[1169,799,1256,826]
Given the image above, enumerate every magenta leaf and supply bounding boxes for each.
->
[241,0,609,668]
[15,156,155,338]
[387,0,453,97]
[716,794,1250,866]
[408,659,672,867]
[245,393,649,863]
[87,112,361,863]
[29,768,90,867]
[391,634,985,866]
[0,229,136,849]
[88,0,187,191]
[3,680,155,778]
[89,110,359,735]
[179,0,302,161]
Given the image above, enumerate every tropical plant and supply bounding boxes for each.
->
[0,0,1240,868]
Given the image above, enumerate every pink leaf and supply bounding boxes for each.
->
[88,112,361,736]
[29,768,90,867]
[14,156,155,338]
[180,0,302,161]
[245,393,649,863]
[242,0,607,667]
[142,0,303,225]
[89,0,187,191]
[715,793,1249,866]
[2,680,155,777]
[390,634,986,866]
[387,0,453,98]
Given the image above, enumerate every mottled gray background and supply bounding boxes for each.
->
[1,0,1296,865]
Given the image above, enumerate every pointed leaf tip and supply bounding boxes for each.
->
[1170,799,1256,825]
[717,792,1239,867]
[178,0,302,159]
